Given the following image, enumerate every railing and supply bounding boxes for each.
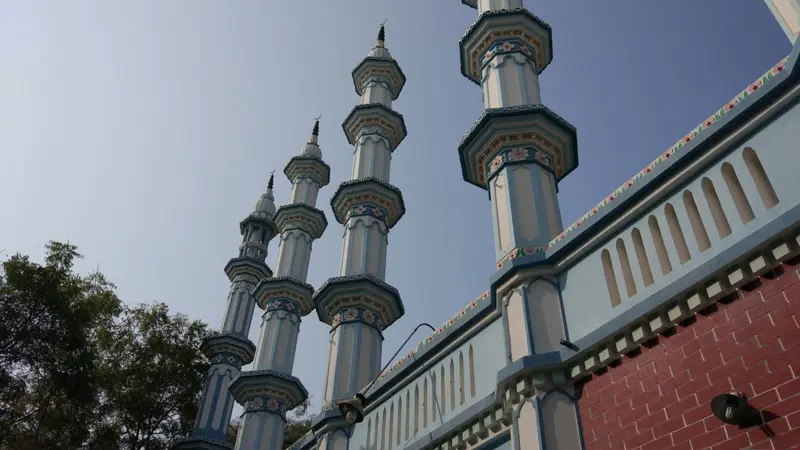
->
[561,99,800,341]
[347,318,506,450]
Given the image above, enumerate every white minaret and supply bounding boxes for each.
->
[454,0,585,448]
[311,25,407,450]
[230,121,331,450]
[173,180,278,450]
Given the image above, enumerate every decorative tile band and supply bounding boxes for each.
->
[347,203,389,223]
[547,56,789,249]
[481,40,536,70]
[209,351,246,369]
[487,146,554,180]
[244,394,289,419]
[329,306,385,330]
[265,298,303,315]
[376,290,491,381]
[496,245,548,269]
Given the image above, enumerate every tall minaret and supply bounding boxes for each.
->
[455,1,582,448]
[173,179,279,450]
[312,25,407,450]
[230,120,330,450]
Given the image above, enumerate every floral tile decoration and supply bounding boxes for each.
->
[547,56,788,249]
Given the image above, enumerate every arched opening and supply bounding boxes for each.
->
[440,366,446,415]
[396,397,403,445]
[743,147,779,209]
[701,177,732,238]
[459,352,465,405]
[601,249,622,307]
[468,345,477,398]
[721,162,755,224]
[449,359,455,410]
[422,379,428,428]
[367,418,372,450]
[431,372,437,422]
[405,391,410,438]
[388,405,394,450]
[648,216,673,275]
[683,190,711,252]
[665,203,691,264]
[413,386,419,433]
[631,228,654,287]
[382,408,387,450]
[616,239,637,297]
[374,412,380,450]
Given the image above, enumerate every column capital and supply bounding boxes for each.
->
[342,103,407,151]
[223,257,272,282]
[284,155,331,188]
[313,274,404,330]
[459,8,553,86]
[254,276,315,316]
[330,178,406,229]
[352,56,407,100]
[229,370,309,420]
[200,332,257,368]
[458,105,577,189]
[275,203,328,239]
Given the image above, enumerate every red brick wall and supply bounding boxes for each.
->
[577,260,800,450]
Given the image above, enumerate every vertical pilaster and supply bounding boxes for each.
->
[232,122,331,450]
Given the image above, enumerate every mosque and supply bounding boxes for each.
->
[172,0,800,449]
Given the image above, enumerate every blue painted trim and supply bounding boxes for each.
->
[511,404,521,450]
[477,431,512,450]
[501,299,513,364]
[363,302,498,403]
[572,394,588,450]
[458,8,554,86]
[491,46,800,289]
[349,324,361,398]
[350,44,800,423]
[519,286,536,355]
[494,200,800,388]
[517,60,530,105]
[535,397,546,450]
[402,393,497,450]
[555,279,570,342]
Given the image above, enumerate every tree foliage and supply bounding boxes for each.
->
[0,242,211,450]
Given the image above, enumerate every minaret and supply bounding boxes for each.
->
[230,120,330,450]
[173,179,279,450]
[312,25,407,449]
[455,1,582,448]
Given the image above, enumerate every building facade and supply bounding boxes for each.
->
[175,2,800,449]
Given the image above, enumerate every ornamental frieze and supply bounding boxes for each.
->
[329,305,385,330]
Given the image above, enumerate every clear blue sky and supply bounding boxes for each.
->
[0,0,792,412]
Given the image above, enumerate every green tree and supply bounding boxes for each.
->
[0,241,122,449]
[0,242,212,450]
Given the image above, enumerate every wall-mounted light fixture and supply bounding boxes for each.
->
[710,391,762,428]
[339,323,436,425]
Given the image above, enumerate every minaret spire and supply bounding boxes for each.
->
[377,22,386,47]
[172,173,279,450]
[312,24,408,435]
[230,119,331,450]
[453,0,581,448]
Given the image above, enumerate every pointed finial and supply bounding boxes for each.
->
[267,170,275,191]
[377,20,387,46]
[312,114,322,136]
